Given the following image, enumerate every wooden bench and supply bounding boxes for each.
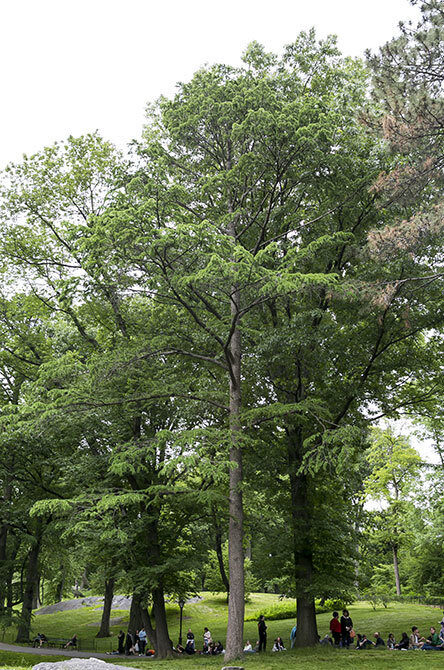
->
[30,636,81,650]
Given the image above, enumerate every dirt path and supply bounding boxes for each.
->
[0,641,114,660]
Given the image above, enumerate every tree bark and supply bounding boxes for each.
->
[16,530,42,642]
[80,567,89,591]
[224,279,244,660]
[147,518,173,658]
[141,604,157,650]
[214,519,229,598]
[393,545,401,596]
[0,523,8,613]
[152,587,173,658]
[96,577,115,637]
[6,535,20,612]
[287,428,319,647]
[55,564,65,603]
[128,592,144,634]
[31,576,40,610]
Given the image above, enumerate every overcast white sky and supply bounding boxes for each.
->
[1,0,420,167]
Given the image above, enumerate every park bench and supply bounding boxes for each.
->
[29,636,81,650]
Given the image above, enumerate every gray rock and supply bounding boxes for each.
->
[35,595,132,616]
[33,658,138,670]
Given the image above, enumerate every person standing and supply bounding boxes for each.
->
[138,627,147,655]
[290,624,297,649]
[340,609,353,648]
[203,627,212,652]
[329,611,342,646]
[258,614,267,652]
[125,631,134,655]
[117,630,125,654]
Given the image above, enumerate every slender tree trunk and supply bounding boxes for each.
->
[0,523,8,613]
[0,481,12,614]
[96,577,115,637]
[80,567,89,591]
[55,564,65,603]
[16,531,42,642]
[214,520,229,598]
[6,536,20,612]
[287,428,318,647]
[393,545,401,596]
[225,278,244,660]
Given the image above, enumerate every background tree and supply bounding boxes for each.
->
[364,427,422,595]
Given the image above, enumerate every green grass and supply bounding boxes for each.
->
[1,596,444,669]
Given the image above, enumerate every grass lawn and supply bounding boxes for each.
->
[1,595,444,669]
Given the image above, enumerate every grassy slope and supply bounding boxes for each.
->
[1,595,444,669]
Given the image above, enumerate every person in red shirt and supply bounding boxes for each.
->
[329,611,342,646]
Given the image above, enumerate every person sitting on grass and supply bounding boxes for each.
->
[213,641,224,654]
[184,639,195,655]
[410,626,424,649]
[356,634,373,649]
[373,632,385,647]
[272,636,286,651]
[394,632,409,650]
[421,626,443,650]
[387,633,396,649]
[64,634,78,649]
[186,628,195,649]
[320,634,333,646]
[243,640,254,652]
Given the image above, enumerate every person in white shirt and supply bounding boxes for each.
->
[203,627,212,652]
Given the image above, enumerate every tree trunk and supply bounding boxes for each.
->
[393,545,401,596]
[214,519,229,598]
[80,567,89,591]
[141,604,157,650]
[6,536,20,612]
[128,592,144,634]
[96,577,115,637]
[16,532,42,642]
[225,279,244,660]
[31,576,40,610]
[287,428,319,647]
[0,481,12,614]
[55,564,65,603]
[152,587,173,658]
[0,523,8,613]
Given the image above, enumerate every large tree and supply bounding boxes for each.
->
[86,34,387,653]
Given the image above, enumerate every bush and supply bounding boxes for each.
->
[245,601,296,622]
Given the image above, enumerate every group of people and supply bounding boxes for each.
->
[328,608,444,651]
[110,607,444,657]
[241,614,288,653]
[175,627,224,655]
[117,627,154,656]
